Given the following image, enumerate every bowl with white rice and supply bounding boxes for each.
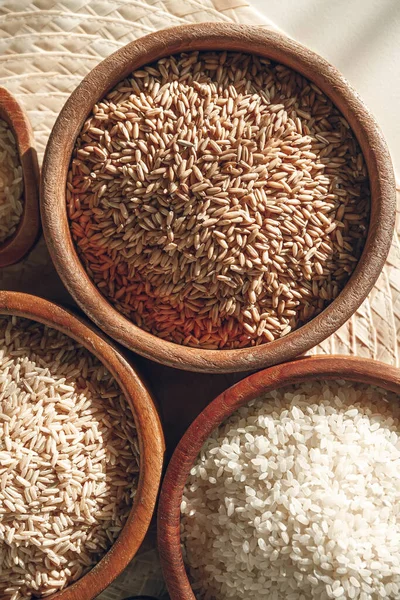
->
[0,290,164,600]
[158,355,400,600]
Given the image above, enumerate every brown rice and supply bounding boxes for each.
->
[0,316,139,600]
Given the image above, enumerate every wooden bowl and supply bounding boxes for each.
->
[41,23,396,373]
[157,355,400,600]
[0,88,40,267]
[0,290,165,600]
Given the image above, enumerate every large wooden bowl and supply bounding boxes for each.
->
[41,23,396,373]
[0,291,165,600]
[157,355,400,600]
[0,88,40,267]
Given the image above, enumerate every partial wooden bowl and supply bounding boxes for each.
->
[157,355,400,600]
[0,291,165,600]
[0,88,40,267]
[41,23,396,373]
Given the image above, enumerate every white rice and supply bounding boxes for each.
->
[0,316,139,600]
[0,119,23,244]
[181,380,400,600]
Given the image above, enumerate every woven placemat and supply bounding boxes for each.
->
[0,1,398,597]
[0,0,398,367]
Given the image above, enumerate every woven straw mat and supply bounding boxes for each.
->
[0,0,399,364]
[0,0,399,598]
[1,0,398,365]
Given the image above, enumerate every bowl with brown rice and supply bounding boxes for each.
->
[0,290,164,600]
[158,355,400,600]
[41,23,396,373]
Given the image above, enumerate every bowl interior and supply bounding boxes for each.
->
[41,24,396,373]
[0,291,164,600]
[157,355,400,600]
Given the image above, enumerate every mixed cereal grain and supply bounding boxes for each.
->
[0,316,139,600]
[67,51,370,349]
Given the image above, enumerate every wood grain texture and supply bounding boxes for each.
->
[0,291,165,600]
[41,23,396,373]
[157,355,400,600]
[0,87,40,267]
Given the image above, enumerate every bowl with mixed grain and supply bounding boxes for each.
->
[41,23,396,373]
[0,291,164,600]
[158,355,400,600]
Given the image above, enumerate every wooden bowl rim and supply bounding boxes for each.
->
[0,291,165,600]
[157,355,400,600]
[0,87,40,267]
[41,23,396,373]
